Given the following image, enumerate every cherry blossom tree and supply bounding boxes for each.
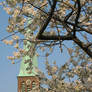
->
[0,0,92,91]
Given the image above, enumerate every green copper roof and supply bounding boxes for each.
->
[18,18,38,76]
[18,54,38,76]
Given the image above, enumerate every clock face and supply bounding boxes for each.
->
[26,79,31,85]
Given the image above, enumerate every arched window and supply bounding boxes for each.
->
[32,81,37,90]
[27,85,31,92]
[21,81,25,92]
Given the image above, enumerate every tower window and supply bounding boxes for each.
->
[21,81,25,92]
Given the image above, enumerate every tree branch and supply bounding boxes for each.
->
[73,0,81,36]
[37,35,73,40]
[66,21,92,34]
[37,0,57,38]
[73,37,92,58]
[47,0,52,6]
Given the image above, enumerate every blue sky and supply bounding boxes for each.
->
[0,6,20,92]
[0,4,70,92]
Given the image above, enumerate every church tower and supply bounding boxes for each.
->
[17,54,39,92]
[17,18,39,92]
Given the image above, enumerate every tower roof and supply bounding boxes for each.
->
[18,54,38,76]
[18,18,38,76]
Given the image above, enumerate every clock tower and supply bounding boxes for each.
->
[17,18,39,92]
[17,54,39,92]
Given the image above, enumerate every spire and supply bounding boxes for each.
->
[18,18,38,76]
